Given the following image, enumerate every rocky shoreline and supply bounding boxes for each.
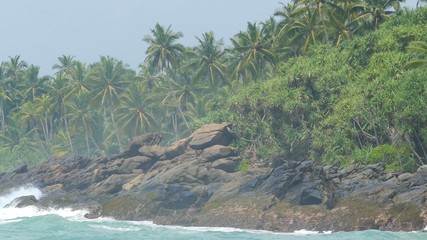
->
[1,122,426,232]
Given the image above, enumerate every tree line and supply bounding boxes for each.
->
[0,0,426,171]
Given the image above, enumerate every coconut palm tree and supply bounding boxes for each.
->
[3,56,28,106]
[143,23,190,138]
[48,75,74,153]
[137,63,161,90]
[52,55,76,77]
[117,82,157,139]
[327,0,368,45]
[67,93,103,156]
[143,23,185,72]
[187,32,227,91]
[228,22,277,83]
[69,61,90,95]
[88,56,131,151]
[286,8,320,53]
[363,0,403,30]
[21,65,49,103]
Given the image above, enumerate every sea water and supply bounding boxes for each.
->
[0,186,426,240]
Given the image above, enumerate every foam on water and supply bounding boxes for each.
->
[0,185,43,208]
[0,185,88,223]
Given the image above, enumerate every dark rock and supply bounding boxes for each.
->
[159,190,198,209]
[127,133,162,156]
[13,165,28,174]
[6,195,38,208]
[300,188,322,205]
[260,165,303,198]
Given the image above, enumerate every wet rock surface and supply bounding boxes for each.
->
[0,122,427,232]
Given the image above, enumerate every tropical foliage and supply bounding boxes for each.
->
[0,3,426,172]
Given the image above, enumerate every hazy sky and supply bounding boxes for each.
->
[0,0,419,75]
[0,0,285,75]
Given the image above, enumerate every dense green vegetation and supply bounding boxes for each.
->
[0,1,426,172]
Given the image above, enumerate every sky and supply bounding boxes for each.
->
[0,0,284,75]
[0,0,420,76]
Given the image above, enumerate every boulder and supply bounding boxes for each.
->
[13,165,28,174]
[300,187,322,205]
[119,156,155,173]
[127,133,162,156]
[201,145,238,162]
[163,137,191,160]
[139,145,166,159]
[210,157,241,173]
[6,195,38,208]
[122,174,145,191]
[189,122,233,150]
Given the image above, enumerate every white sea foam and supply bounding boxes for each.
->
[0,185,43,208]
[0,185,88,223]
[89,224,142,232]
[119,221,324,236]
[0,206,88,221]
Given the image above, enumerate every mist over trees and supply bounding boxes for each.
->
[0,1,426,172]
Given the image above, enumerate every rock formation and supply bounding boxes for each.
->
[0,122,426,232]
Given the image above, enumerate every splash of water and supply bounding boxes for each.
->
[0,185,43,208]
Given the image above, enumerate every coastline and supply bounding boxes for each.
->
[0,123,426,232]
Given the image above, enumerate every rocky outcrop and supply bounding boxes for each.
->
[0,122,427,232]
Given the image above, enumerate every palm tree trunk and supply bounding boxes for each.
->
[109,106,123,151]
[318,3,329,44]
[86,124,104,156]
[0,101,5,132]
[85,131,91,157]
[64,115,74,153]
[166,77,190,132]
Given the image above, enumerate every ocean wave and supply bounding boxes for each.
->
[0,185,43,208]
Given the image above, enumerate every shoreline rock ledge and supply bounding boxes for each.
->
[1,122,427,232]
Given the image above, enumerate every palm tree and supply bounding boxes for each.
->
[187,32,227,91]
[67,93,103,156]
[275,2,304,57]
[88,56,131,151]
[143,23,185,72]
[137,63,161,90]
[286,8,320,53]
[21,65,49,103]
[143,23,190,139]
[117,82,157,139]
[363,0,403,30]
[298,0,332,44]
[327,0,368,45]
[0,64,11,132]
[3,56,28,106]
[34,94,54,147]
[48,75,74,153]
[406,41,427,69]
[228,22,277,82]
[52,55,76,77]
[69,61,90,95]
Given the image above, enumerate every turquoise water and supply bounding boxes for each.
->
[0,211,426,240]
[0,186,426,240]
